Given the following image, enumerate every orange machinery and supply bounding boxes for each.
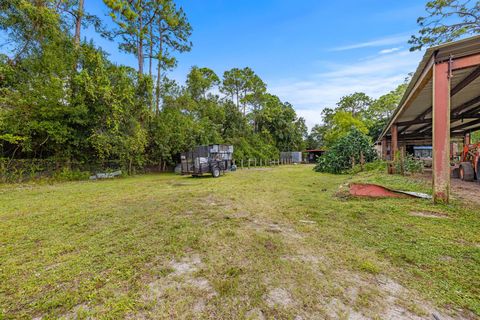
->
[458,143,480,181]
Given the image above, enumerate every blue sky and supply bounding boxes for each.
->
[28,1,433,128]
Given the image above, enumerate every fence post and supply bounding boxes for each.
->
[360,151,365,172]
[248,159,250,169]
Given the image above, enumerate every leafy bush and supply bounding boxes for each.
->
[394,152,424,175]
[53,168,91,181]
[349,160,387,174]
[314,128,376,174]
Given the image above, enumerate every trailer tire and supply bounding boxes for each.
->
[212,167,220,178]
[459,162,474,181]
[451,167,460,179]
[476,159,480,181]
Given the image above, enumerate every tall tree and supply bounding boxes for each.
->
[365,82,407,139]
[221,68,244,110]
[336,92,372,117]
[55,0,105,47]
[74,0,84,45]
[323,111,369,146]
[306,124,326,150]
[151,0,192,112]
[240,67,266,115]
[242,68,266,120]
[186,66,219,100]
[256,94,307,151]
[221,67,266,116]
[0,0,64,60]
[104,0,148,74]
[410,0,480,51]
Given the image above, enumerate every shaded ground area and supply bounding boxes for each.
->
[414,170,480,206]
[0,166,479,319]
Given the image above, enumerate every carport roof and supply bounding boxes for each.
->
[378,35,480,144]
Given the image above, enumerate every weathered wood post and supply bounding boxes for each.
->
[400,147,405,176]
[360,151,365,171]
[432,61,451,203]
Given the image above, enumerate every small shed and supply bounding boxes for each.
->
[305,149,325,163]
[280,152,302,164]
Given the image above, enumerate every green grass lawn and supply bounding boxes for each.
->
[1,166,479,319]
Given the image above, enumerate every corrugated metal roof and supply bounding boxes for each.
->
[378,35,480,143]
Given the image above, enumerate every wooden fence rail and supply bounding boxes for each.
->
[236,158,292,169]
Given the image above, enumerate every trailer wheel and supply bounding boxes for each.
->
[451,167,460,179]
[212,167,220,178]
[476,159,480,181]
[459,162,474,181]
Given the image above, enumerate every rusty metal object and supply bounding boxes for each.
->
[349,183,431,199]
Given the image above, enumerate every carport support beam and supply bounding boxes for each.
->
[432,61,450,204]
[381,137,387,160]
[464,132,470,145]
[391,125,398,160]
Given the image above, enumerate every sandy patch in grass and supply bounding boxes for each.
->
[264,288,295,308]
[324,298,367,320]
[409,211,449,219]
[280,253,324,265]
[315,271,462,320]
[248,219,304,240]
[375,275,459,320]
[55,303,91,320]
[170,254,202,275]
[245,308,266,320]
[140,254,217,316]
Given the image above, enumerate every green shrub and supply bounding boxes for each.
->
[314,128,377,174]
[349,160,387,174]
[53,168,90,181]
[394,152,424,175]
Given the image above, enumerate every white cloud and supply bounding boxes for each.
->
[330,34,408,52]
[379,47,401,54]
[268,49,423,129]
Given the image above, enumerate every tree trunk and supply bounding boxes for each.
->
[138,12,144,75]
[155,23,163,113]
[149,23,153,78]
[235,91,239,111]
[243,89,247,116]
[74,0,84,46]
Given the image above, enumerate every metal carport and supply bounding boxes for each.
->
[377,35,480,203]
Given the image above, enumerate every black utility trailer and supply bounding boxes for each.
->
[180,144,233,178]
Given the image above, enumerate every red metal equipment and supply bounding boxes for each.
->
[458,143,480,181]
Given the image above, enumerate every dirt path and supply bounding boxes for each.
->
[415,171,480,205]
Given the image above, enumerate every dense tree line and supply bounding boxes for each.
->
[0,1,307,173]
[305,82,407,150]
[1,0,475,175]
[308,0,480,150]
